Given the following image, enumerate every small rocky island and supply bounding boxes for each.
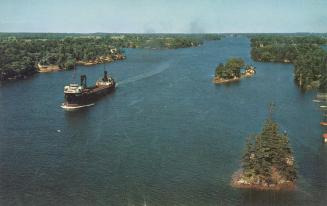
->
[213,58,255,84]
[232,105,297,190]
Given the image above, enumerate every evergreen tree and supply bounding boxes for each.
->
[241,104,297,184]
[242,135,256,178]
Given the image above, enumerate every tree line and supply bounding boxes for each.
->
[0,36,123,80]
[0,33,222,81]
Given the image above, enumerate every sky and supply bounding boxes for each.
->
[0,0,326,33]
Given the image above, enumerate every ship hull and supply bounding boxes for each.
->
[62,83,115,109]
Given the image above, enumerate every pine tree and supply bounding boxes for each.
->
[240,103,297,185]
[242,135,255,178]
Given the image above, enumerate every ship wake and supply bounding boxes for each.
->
[61,103,95,110]
[117,61,171,86]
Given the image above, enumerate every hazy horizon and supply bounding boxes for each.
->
[1,0,327,33]
[0,32,327,34]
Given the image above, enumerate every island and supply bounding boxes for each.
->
[0,33,222,81]
[232,105,297,190]
[213,58,256,84]
[250,35,327,91]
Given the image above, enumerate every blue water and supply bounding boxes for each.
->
[1,37,326,206]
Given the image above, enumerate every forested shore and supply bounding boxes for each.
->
[250,35,327,91]
[0,33,221,81]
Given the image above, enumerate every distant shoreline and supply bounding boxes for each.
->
[37,54,126,73]
[76,53,125,67]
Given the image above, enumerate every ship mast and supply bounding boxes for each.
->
[72,63,77,84]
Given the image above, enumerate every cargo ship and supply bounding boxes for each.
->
[61,71,115,110]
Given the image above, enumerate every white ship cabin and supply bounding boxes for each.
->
[64,83,84,94]
[96,77,114,86]
[96,71,114,86]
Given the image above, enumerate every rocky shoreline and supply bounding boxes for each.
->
[37,54,126,73]
[213,76,241,84]
[1,54,126,81]
[231,170,296,191]
[213,66,256,84]
[76,54,125,66]
[38,64,61,73]
[37,54,125,73]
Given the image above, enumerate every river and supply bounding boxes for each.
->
[0,36,326,206]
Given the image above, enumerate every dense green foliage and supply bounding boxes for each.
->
[242,108,297,185]
[251,35,327,91]
[0,37,123,80]
[0,33,222,81]
[215,58,245,79]
[99,34,221,49]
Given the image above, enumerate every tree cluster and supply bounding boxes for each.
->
[215,58,245,79]
[0,36,123,80]
[242,111,297,185]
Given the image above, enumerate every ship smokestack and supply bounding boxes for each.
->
[80,75,87,87]
[103,71,109,81]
